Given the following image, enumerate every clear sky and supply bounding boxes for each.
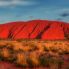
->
[0,0,69,24]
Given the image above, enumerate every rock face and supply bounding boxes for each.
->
[0,20,69,40]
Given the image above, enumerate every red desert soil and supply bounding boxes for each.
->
[0,61,23,69]
[0,20,69,40]
[0,39,69,69]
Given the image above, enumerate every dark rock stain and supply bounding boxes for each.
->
[28,23,38,38]
[36,23,51,39]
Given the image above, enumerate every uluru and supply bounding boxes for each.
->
[0,20,69,40]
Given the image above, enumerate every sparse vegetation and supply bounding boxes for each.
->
[0,39,69,69]
[39,55,49,67]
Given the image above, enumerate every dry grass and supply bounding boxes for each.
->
[0,39,69,69]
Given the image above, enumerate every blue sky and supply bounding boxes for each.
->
[0,0,69,24]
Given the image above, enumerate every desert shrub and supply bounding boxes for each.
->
[28,46,38,52]
[44,46,49,52]
[39,55,49,67]
[0,49,4,61]
[58,59,64,69]
[15,52,28,67]
[54,42,57,45]
[66,67,69,69]
[29,44,38,52]
[39,53,64,68]
[0,45,7,49]
[16,62,27,68]
[50,47,58,52]
[63,50,69,54]
[27,58,34,67]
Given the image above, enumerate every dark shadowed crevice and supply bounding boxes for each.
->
[28,23,38,38]
[12,24,27,38]
[64,27,69,39]
[60,24,63,27]
[36,23,51,39]
[11,24,21,33]
[8,24,19,39]
[8,29,13,40]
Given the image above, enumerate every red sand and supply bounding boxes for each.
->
[0,61,23,69]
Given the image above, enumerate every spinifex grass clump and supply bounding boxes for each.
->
[39,53,64,68]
